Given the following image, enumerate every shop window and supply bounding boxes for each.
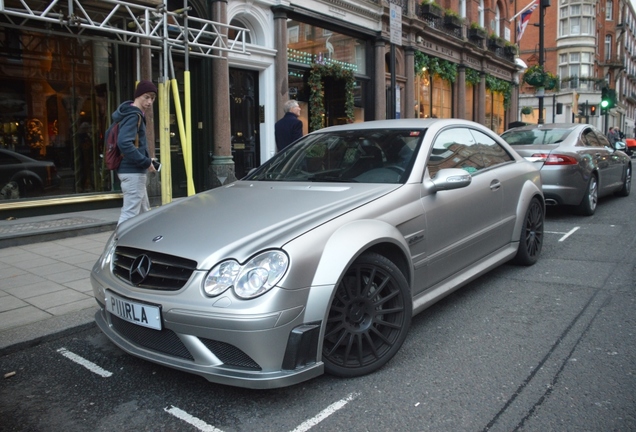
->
[0,31,118,200]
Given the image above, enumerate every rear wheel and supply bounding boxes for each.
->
[512,197,544,266]
[323,252,412,377]
[615,165,631,197]
[575,174,598,216]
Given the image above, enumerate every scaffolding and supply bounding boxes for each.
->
[0,0,248,58]
[0,0,249,201]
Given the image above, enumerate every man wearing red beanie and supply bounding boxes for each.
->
[112,79,158,225]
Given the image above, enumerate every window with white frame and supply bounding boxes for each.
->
[559,1,594,37]
[605,35,612,60]
[559,51,594,90]
[606,0,613,20]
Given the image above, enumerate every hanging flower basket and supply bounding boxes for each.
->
[523,65,546,87]
[521,106,533,115]
[544,73,558,90]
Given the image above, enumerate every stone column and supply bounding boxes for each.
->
[209,0,236,187]
[375,39,386,120]
[478,72,487,125]
[456,64,466,120]
[273,7,289,120]
[404,46,415,119]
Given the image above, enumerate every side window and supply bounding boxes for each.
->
[593,131,612,148]
[469,129,513,169]
[427,128,485,177]
[583,129,603,147]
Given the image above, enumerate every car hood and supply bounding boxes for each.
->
[115,181,400,269]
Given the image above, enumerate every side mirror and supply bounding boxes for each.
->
[427,168,472,192]
[614,141,627,152]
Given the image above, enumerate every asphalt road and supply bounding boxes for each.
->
[1,193,635,432]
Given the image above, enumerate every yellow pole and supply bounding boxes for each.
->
[170,79,195,195]
[184,71,194,196]
[160,79,173,204]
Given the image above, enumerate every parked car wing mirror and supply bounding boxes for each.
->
[428,168,472,192]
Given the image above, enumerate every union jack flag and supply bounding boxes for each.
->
[516,0,539,44]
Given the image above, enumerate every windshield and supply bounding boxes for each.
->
[501,128,573,145]
[245,129,423,183]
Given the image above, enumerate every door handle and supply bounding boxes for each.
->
[490,180,501,191]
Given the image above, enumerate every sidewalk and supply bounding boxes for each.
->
[0,207,120,354]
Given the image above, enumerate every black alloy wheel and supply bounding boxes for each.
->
[513,197,544,266]
[323,252,412,377]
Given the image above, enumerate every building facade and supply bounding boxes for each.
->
[0,0,521,217]
[517,0,636,136]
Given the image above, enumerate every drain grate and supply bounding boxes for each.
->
[0,217,104,235]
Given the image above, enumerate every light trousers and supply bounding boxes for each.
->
[117,173,150,225]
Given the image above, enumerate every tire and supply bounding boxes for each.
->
[512,197,544,266]
[615,165,631,197]
[323,252,412,377]
[575,174,598,216]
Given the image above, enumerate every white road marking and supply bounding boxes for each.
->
[289,393,359,432]
[558,226,580,242]
[165,406,225,432]
[544,226,580,242]
[56,348,112,378]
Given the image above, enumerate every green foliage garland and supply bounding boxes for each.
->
[414,52,457,82]
[465,68,481,86]
[308,63,355,132]
[486,75,512,108]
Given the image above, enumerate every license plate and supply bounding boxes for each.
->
[105,291,162,330]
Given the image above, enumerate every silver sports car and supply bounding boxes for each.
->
[501,123,631,215]
[91,119,545,389]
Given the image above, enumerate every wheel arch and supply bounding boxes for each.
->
[311,219,413,289]
[511,180,545,241]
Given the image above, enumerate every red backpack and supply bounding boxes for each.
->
[104,114,142,170]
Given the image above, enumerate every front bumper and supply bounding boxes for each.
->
[91,271,326,389]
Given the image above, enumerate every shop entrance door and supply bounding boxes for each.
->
[229,68,260,179]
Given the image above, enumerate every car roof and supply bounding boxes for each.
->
[316,118,495,133]
[503,123,592,133]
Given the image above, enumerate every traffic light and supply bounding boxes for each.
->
[600,87,616,115]
[578,102,587,117]
[589,105,597,116]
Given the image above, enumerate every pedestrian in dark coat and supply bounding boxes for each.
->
[275,100,303,151]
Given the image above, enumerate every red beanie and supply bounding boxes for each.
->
[134,80,158,99]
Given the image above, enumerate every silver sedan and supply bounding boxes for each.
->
[91,119,545,389]
[501,123,631,215]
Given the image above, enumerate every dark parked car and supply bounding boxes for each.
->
[501,123,631,215]
[92,119,545,389]
[0,149,60,199]
[0,148,61,199]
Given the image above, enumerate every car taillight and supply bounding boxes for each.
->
[530,153,578,165]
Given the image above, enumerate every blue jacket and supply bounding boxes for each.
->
[112,101,151,174]
[275,112,303,151]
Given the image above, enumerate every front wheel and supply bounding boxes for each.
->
[512,197,544,266]
[323,252,412,378]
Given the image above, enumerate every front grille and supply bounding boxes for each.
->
[200,338,261,370]
[110,314,262,370]
[110,314,194,360]
[113,246,197,291]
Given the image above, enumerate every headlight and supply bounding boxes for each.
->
[203,250,289,299]
[99,233,118,268]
